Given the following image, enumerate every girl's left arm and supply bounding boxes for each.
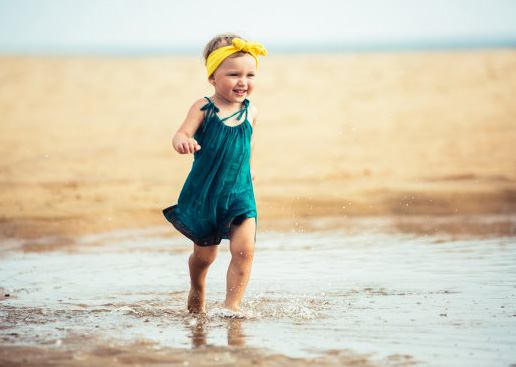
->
[249,104,258,182]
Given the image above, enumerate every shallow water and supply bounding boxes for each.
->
[1,216,516,366]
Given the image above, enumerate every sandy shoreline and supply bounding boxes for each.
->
[0,343,398,367]
[1,49,516,240]
[1,333,404,367]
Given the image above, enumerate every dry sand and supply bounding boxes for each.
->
[1,49,516,239]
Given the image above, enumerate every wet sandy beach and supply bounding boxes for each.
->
[2,216,516,367]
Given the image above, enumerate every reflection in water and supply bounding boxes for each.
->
[227,319,246,346]
[189,317,207,348]
[187,316,247,348]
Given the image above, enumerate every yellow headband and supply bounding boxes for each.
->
[206,38,267,78]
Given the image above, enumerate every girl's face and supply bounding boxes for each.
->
[209,53,257,104]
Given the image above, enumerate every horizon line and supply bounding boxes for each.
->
[1,37,515,57]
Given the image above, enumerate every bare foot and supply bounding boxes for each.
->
[224,303,247,319]
[188,286,205,313]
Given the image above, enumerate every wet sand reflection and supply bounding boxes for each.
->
[188,316,247,348]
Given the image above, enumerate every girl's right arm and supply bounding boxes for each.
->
[172,99,206,154]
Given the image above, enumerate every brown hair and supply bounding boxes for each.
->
[203,33,247,64]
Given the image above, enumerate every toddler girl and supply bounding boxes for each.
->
[163,33,267,316]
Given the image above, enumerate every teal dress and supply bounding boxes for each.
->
[163,97,257,246]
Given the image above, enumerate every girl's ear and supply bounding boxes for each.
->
[208,75,216,85]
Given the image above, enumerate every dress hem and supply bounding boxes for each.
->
[162,206,256,247]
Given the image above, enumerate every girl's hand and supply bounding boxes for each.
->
[176,138,201,154]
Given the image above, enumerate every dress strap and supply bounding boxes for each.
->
[200,98,249,122]
[200,97,219,121]
[221,99,249,122]
[236,99,249,121]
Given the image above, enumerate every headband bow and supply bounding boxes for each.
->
[206,38,267,78]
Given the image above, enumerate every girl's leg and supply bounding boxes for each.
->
[225,217,256,312]
[188,243,218,313]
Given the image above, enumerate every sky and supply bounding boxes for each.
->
[0,0,516,54]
